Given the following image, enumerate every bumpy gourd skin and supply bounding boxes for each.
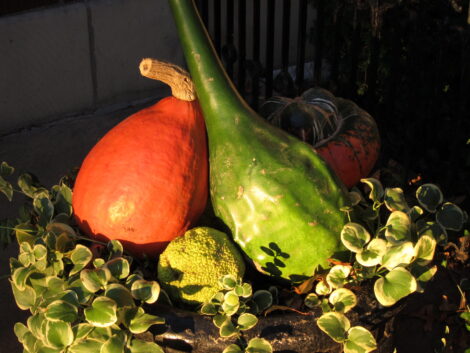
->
[169,0,349,281]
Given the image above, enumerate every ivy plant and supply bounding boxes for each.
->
[306,178,467,351]
[1,162,166,353]
[200,274,274,353]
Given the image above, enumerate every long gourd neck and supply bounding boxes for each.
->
[169,0,253,126]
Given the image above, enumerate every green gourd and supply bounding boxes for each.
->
[169,0,349,282]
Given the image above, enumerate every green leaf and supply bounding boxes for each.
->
[45,320,74,348]
[130,279,160,304]
[221,302,239,316]
[304,293,320,308]
[33,193,54,226]
[17,173,40,198]
[0,161,14,177]
[10,280,36,310]
[360,178,384,202]
[104,257,130,280]
[84,296,118,327]
[356,238,387,267]
[237,313,258,331]
[224,290,240,306]
[344,326,377,353]
[14,322,30,342]
[101,332,126,353]
[222,344,243,353]
[416,184,443,212]
[414,235,436,265]
[80,267,112,293]
[326,265,351,289]
[45,300,78,322]
[385,211,411,244]
[27,312,46,340]
[315,280,332,296]
[417,220,447,245]
[219,319,238,337]
[317,312,350,343]
[200,303,218,315]
[129,339,164,353]
[380,242,415,270]
[329,288,357,313]
[104,283,135,307]
[341,223,371,253]
[213,314,229,328]
[384,187,410,212]
[409,205,424,222]
[411,264,438,292]
[0,176,13,201]
[12,266,34,290]
[70,244,93,276]
[246,338,273,353]
[128,307,165,334]
[107,240,124,259]
[219,274,238,290]
[241,283,253,298]
[374,267,417,306]
[69,278,93,304]
[252,290,273,312]
[73,323,94,340]
[436,202,465,231]
[69,338,103,353]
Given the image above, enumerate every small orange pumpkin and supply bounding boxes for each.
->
[72,59,208,257]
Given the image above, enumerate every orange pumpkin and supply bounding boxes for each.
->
[72,59,208,257]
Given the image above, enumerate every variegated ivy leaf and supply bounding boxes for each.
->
[436,202,465,231]
[409,205,424,222]
[130,279,160,304]
[12,266,34,290]
[341,223,371,253]
[223,344,243,353]
[237,313,258,331]
[245,338,273,353]
[129,339,165,353]
[219,274,238,290]
[380,242,415,271]
[417,220,448,245]
[344,326,377,353]
[15,222,36,246]
[374,267,417,306]
[414,235,437,265]
[317,312,351,343]
[241,282,253,298]
[416,184,443,213]
[69,278,93,305]
[326,265,351,289]
[213,314,229,328]
[200,303,218,315]
[0,161,14,176]
[385,211,411,244]
[384,187,410,213]
[252,290,273,312]
[304,293,320,308]
[84,296,118,327]
[356,238,387,267]
[27,312,46,340]
[80,267,112,293]
[315,280,332,296]
[128,307,165,334]
[45,300,78,323]
[104,257,130,280]
[101,332,126,353]
[14,322,29,342]
[0,175,14,201]
[10,280,36,310]
[222,291,240,316]
[329,288,357,313]
[70,244,93,276]
[73,323,94,340]
[360,178,384,203]
[33,192,54,226]
[410,264,438,293]
[46,222,76,238]
[107,240,124,259]
[104,283,135,307]
[219,318,238,337]
[68,338,103,353]
[45,319,74,349]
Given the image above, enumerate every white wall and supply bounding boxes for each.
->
[0,0,185,134]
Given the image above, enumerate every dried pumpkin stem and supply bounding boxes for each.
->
[139,58,196,102]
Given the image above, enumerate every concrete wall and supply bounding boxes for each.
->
[0,0,184,134]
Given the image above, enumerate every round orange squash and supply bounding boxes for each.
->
[72,59,208,257]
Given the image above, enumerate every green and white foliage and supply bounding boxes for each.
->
[1,164,165,353]
[200,274,273,352]
[338,178,466,306]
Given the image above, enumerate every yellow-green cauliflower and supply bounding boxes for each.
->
[157,227,245,306]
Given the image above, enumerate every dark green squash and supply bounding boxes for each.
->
[169,0,349,281]
[260,88,381,189]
